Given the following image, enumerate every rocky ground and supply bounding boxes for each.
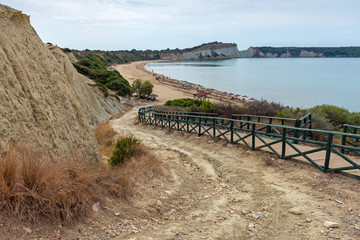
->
[5,107,360,239]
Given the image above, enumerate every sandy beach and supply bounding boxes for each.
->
[114,61,194,104]
[114,60,251,104]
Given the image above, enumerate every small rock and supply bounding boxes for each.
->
[23,227,32,234]
[349,208,353,211]
[114,212,120,216]
[288,207,303,215]
[305,218,312,223]
[92,202,101,212]
[241,209,247,215]
[232,197,242,203]
[253,214,261,220]
[334,199,343,204]
[248,223,255,228]
[203,195,211,199]
[324,221,339,228]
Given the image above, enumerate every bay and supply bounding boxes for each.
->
[146,58,360,111]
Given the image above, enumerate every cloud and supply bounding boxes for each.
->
[2,0,360,50]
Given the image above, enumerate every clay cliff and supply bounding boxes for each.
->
[239,47,359,58]
[0,5,125,159]
[161,42,241,61]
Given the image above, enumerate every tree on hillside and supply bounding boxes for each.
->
[132,79,154,98]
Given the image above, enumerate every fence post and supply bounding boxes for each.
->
[308,114,312,139]
[267,118,272,134]
[213,118,216,138]
[294,120,300,144]
[281,127,286,159]
[251,123,255,150]
[186,116,189,132]
[198,117,201,136]
[177,115,179,130]
[230,120,234,144]
[341,125,348,154]
[324,133,333,173]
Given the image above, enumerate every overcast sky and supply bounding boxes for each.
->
[3,0,360,51]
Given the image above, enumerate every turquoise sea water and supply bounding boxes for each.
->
[146,58,360,111]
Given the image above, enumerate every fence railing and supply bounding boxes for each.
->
[232,113,312,142]
[154,109,218,117]
[139,107,360,178]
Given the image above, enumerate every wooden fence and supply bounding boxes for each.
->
[138,107,360,178]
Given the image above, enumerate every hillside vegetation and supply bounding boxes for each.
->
[73,54,133,97]
[62,41,230,63]
[257,46,360,57]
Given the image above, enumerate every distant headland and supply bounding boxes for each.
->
[63,42,360,63]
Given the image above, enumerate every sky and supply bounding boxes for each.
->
[3,0,360,51]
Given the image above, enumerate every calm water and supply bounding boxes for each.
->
[146,58,360,111]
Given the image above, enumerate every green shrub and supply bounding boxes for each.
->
[77,58,92,67]
[200,101,214,113]
[109,136,140,167]
[309,104,350,129]
[165,98,214,112]
[347,112,360,126]
[276,107,307,119]
[310,112,335,141]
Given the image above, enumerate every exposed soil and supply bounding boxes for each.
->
[4,107,360,239]
[111,108,359,240]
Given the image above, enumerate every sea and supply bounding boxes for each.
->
[145,58,360,112]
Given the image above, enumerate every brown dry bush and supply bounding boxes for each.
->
[0,141,161,226]
[94,122,117,158]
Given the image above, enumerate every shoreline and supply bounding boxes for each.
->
[114,60,253,105]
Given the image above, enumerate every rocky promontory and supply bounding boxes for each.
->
[161,42,241,60]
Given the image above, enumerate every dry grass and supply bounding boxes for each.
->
[0,140,162,226]
[94,122,117,158]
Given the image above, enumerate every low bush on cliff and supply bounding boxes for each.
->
[73,54,133,97]
[109,136,140,167]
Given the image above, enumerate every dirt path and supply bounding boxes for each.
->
[110,108,360,240]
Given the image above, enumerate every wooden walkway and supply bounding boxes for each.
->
[139,107,360,178]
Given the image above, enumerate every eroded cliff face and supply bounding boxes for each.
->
[240,47,326,58]
[0,5,124,159]
[161,43,241,61]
